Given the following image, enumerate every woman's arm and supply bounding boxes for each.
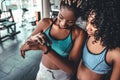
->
[20,18,52,58]
[109,48,120,80]
[30,18,52,36]
[20,42,40,58]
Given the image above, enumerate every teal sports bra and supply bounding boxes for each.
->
[44,19,73,57]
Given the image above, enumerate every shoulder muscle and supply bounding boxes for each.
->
[30,18,52,36]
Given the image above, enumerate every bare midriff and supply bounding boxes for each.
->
[77,61,106,80]
[41,54,60,70]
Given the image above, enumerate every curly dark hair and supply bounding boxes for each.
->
[85,0,120,49]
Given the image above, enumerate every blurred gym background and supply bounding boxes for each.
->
[0,0,59,80]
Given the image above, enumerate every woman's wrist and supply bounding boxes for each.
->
[44,46,51,54]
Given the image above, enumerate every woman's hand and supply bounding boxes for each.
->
[27,32,51,46]
[20,32,51,58]
[20,41,32,58]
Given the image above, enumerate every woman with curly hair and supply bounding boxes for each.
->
[20,0,87,80]
[77,0,120,80]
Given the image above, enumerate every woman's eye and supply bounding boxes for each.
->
[59,16,63,20]
[68,21,74,24]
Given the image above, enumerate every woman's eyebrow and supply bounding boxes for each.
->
[59,12,75,22]
[59,13,64,18]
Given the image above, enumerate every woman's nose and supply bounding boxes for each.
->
[61,19,67,26]
[86,23,92,31]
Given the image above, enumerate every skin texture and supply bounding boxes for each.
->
[20,7,86,77]
[77,11,120,80]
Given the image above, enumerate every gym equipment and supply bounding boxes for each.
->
[0,9,20,43]
[20,8,28,27]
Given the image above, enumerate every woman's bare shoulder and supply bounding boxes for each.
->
[108,48,120,62]
[40,18,53,24]
[40,18,57,24]
[36,18,53,30]
[30,18,54,35]
[73,25,87,38]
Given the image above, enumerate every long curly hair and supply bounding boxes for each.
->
[85,0,120,49]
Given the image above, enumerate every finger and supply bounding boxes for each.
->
[20,43,30,58]
[36,34,46,45]
[29,36,40,45]
[27,38,35,45]
[26,39,37,46]
[38,32,52,45]
[44,34,52,45]
[42,33,52,44]
[20,50,25,58]
[25,43,31,50]
[41,37,45,45]
[36,36,43,44]
[20,45,27,58]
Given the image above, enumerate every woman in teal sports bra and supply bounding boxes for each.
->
[77,0,120,80]
[20,0,87,80]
